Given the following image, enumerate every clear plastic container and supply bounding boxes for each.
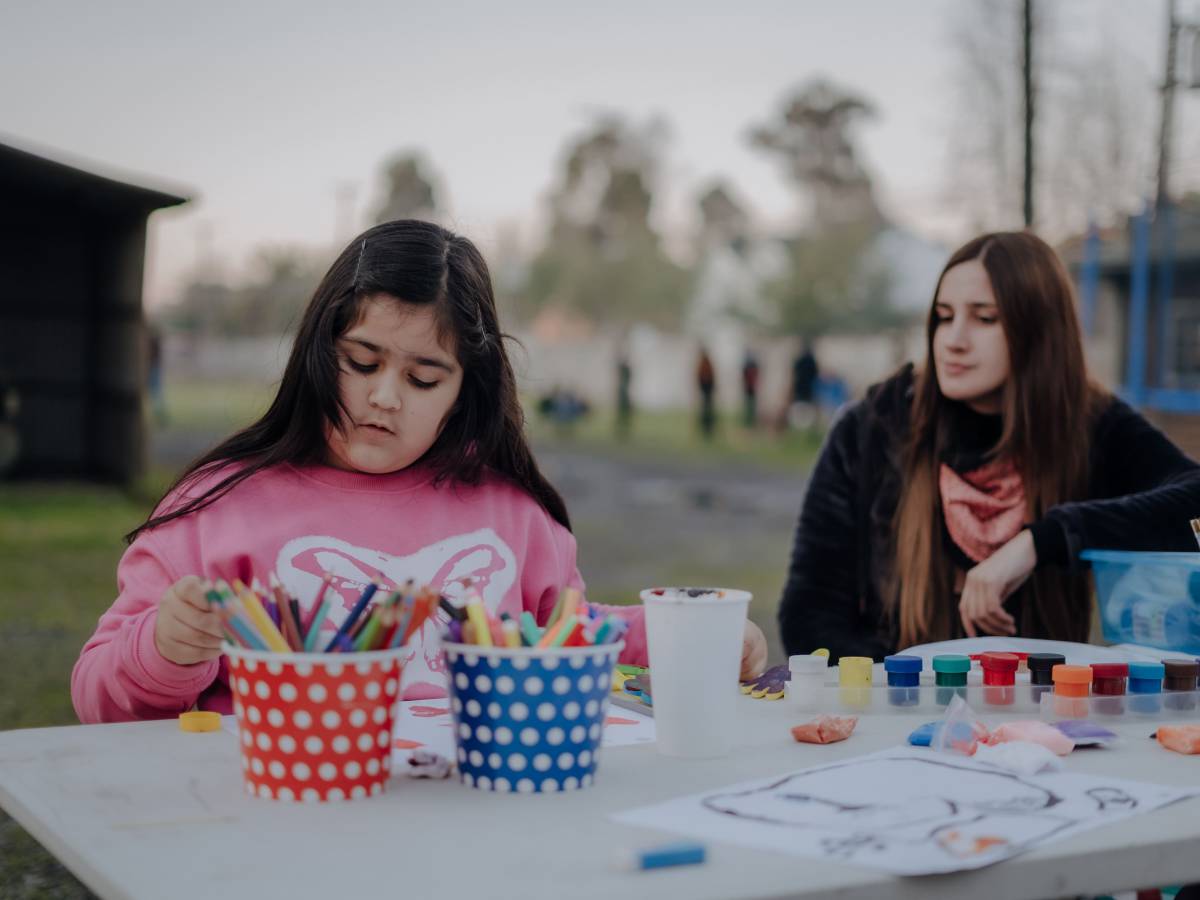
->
[1083,549,1200,654]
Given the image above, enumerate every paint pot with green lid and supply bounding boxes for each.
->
[932,654,969,706]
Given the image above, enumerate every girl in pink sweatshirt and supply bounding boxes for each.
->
[73,219,771,723]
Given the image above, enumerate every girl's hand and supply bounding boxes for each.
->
[959,530,1037,638]
[154,576,225,665]
[740,619,769,680]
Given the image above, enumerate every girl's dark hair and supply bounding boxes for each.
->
[891,231,1107,646]
[128,219,569,542]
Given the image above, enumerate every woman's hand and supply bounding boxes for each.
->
[740,619,769,680]
[154,576,225,665]
[959,529,1037,638]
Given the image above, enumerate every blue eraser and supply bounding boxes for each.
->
[907,722,938,746]
[618,841,707,871]
[907,720,979,747]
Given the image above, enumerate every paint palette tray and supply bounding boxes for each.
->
[1037,690,1200,720]
[788,679,1200,719]
[791,678,1048,716]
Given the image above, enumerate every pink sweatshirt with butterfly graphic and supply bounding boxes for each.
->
[72,463,647,724]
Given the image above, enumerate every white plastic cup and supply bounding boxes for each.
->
[640,586,751,758]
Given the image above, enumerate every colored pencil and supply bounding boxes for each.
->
[301,574,333,639]
[323,578,382,652]
[232,580,290,652]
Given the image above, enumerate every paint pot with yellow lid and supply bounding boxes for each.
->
[838,656,873,710]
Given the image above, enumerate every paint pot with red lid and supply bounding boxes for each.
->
[980,652,1019,707]
[1090,662,1129,715]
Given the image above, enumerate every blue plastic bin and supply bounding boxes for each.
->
[1082,549,1200,654]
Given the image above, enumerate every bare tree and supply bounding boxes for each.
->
[1042,37,1155,234]
[943,0,1029,231]
[523,114,690,327]
[749,78,882,229]
[697,181,750,250]
[944,0,1154,236]
[372,152,439,224]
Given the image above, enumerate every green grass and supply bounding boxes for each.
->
[162,379,275,430]
[0,478,173,899]
[158,376,825,473]
[0,478,170,730]
[527,404,825,472]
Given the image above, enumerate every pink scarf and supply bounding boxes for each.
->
[938,459,1026,563]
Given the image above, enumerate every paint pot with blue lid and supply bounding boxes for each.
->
[884,655,922,707]
[1128,661,1165,715]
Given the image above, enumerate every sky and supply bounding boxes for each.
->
[0,1,1184,307]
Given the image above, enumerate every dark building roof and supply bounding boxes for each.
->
[1060,204,1200,273]
[0,140,189,214]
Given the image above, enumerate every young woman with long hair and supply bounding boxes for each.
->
[778,231,1200,660]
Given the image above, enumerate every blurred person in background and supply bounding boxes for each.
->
[696,345,717,440]
[741,349,760,428]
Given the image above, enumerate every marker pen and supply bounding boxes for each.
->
[617,841,707,871]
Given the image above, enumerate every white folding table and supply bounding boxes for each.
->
[1,696,1197,900]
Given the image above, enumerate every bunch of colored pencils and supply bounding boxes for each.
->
[205,574,436,654]
[440,586,628,649]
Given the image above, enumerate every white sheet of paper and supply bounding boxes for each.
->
[390,698,655,769]
[613,746,1198,875]
[598,704,657,746]
[392,700,457,758]
[896,637,1162,668]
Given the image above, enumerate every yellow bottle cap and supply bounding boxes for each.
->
[179,711,222,733]
[838,656,874,687]
[811,648,830,659]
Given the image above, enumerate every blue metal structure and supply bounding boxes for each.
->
[1125,202,1153,407]
[1079,220,1101,337]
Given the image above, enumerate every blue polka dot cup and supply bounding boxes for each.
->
[443,641,624,793]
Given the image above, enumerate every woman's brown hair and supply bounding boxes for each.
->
[891,231,1106,646]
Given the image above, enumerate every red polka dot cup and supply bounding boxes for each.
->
[225,644,406,802]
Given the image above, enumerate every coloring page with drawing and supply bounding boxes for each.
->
[613,746,1198,875]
